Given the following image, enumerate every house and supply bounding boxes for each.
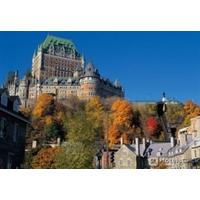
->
[0,88,30,168]
[113,116,200,169]
[166,116,200,169]
[114,138,147,169]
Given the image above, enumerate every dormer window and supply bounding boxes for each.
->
[13,99,19,112]
[1,92,8,107]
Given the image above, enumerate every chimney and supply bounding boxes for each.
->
[170,137,175,148]
[57,137,61,146]
[135,138,140,156]
[142,138,146,150]
[179,134,187,146]
[32,140,37,149]
[120,137,123,146]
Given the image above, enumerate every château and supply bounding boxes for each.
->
[6,35,124,107]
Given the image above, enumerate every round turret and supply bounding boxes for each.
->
[79,62,100,100]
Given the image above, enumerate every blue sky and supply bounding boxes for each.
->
[0,31,199,104]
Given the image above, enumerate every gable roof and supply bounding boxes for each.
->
[145,142,172,157]
[125,144,136,153]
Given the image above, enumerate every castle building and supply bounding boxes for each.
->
[7,35,124,107]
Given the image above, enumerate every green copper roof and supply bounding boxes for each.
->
[40,35,77,52]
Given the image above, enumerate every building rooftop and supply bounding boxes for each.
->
[145,142,172,157]
[40,35,77,53]
[41,77,79,86]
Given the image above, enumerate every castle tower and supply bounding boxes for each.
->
[7,70,19,96]
[31,35,83,82]
[18,76,29,107]
[79,62,100,100]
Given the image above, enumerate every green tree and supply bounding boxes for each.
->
[55,111,97,168]
[55,141,96,169]
[165,104,184,128]
[67,111,97,144]
[85,97,105,140]
[44,123,60,141]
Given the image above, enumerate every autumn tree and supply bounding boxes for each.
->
[145,117,160,137]
[182,101,200,126]
[31,147,61,169]
[108,99,135,148]
[32,93,55,118]
[24,146,42,169]
[20,107,33,118]
[132,103,157,135]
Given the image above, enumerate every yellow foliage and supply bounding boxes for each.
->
[85,97,105,130]
[20,107,32,118]
[183,101,200,126]
[44,115,54,125]
[32,93,54,118]
[108,125,121,148]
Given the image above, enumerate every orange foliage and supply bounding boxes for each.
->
[32,93,54,118]
[111,99,133,127]
[108,99,134,148]
[183,101,200,126]
[121,132,131,144]
[31,147,61,169]
[108,125,121,147]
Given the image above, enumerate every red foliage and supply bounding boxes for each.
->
[146,117,159,136]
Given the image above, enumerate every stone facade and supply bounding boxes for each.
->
[113,116,200,169]
[114,145,138,169]
[7,35,124,107]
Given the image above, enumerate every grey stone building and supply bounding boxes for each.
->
[114,116,200,169]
